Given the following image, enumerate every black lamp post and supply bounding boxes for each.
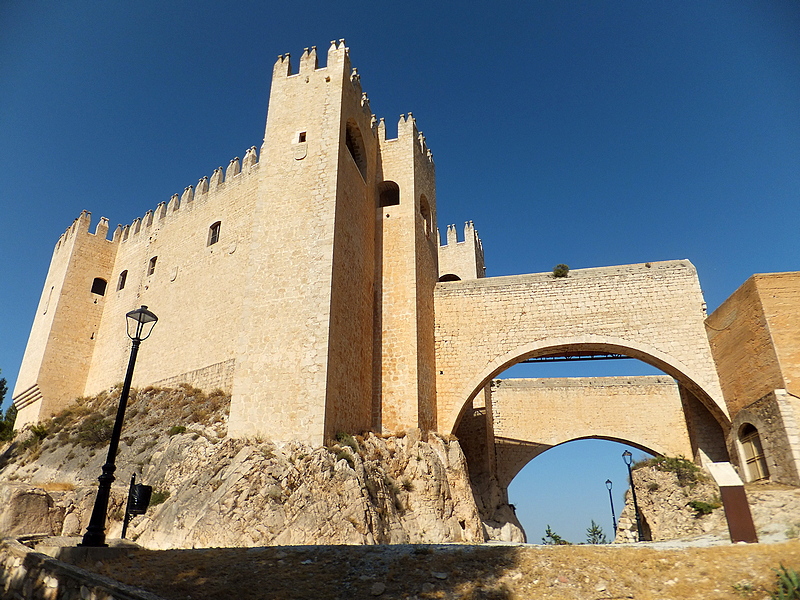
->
[605,479,617,534]
[80,305,157,547]
[622,450,644,542]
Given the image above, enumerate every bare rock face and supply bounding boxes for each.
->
[131,430,485,548]
[0,388,486,548]
[615,462,726,542]
[0,485,64,537]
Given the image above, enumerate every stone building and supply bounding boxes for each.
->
[706,272,800,485]
[12,42,800,508]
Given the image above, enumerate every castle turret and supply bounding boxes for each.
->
[438,221,485,281]
[13,212,117,428]
[374,112,439,431]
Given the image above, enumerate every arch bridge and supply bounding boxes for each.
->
[433,260,732,511]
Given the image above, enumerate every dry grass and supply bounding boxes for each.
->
[36,482,75,492]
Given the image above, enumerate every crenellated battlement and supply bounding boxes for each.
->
[438,221,485,280]
[274,39,350,79]
[378,113,434,164]
[106,145,260,244]
[54,211,113,252]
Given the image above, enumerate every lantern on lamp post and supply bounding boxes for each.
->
[605,479,617,534]
[80,306,158,547]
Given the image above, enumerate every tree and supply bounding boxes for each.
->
[542,524,571,545]
[585,520,608,544]
[0,373,15,442]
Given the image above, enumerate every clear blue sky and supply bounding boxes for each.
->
[1,1,798,543]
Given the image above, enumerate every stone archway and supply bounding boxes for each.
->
[446,336,729,436]
[434,261,730,440]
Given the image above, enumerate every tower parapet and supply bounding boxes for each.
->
[438,220,486,281]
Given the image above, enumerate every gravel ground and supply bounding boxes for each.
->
[59,538,800,600]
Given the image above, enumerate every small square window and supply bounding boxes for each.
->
[91,277,107,296]
[298,132,307,143]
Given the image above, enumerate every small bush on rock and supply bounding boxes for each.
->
[552,264,570,278]
[635,455,704,486]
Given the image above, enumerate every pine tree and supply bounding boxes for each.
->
[585,520,608,544]
[0,373,15,442]
[542,524,571,545]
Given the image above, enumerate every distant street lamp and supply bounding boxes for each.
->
[80,306,158,547]
[622,450,644,542]
[605,479,617,534]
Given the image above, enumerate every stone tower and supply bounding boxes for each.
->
[228,41,438,444]
[13,212,116,426]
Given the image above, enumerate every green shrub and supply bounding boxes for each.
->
[687,499,721,517]
[168,425,187,436]
[335,449,354,468]
[552,264,570,278]
[76,415,113,447]
[335,431,359,453]
[542,524,571,545]
[0,403,17,442]
[149,490,170,506]
[770,565,800,600]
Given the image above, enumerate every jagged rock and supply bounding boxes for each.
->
[615,463,726,542]
[0,388,488,548]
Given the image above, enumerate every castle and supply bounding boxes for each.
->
[13,42,800,505]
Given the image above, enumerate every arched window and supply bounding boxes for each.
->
[739,423,769,481]
[91,277,107,296]
[208,221,221,246]
[439,274,461,282]
[117,270,128,291]
[148,256,157,276]
[345,120,367,180]
[419,194,432,237]
[378,181,400,207]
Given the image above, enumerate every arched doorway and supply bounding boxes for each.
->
[739,423,769,482]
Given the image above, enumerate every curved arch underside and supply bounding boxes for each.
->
[494,435,661,490]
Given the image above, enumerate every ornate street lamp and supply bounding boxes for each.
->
[622,450,644,542]
[605,479,617,534]
[81,306,158,547]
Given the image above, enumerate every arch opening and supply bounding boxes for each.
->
[438,273,461,282]
[345,120,367,180]
[449,339,730,438]
[503,438,656,544]
[378,181,400,207]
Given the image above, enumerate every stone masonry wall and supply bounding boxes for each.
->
[490,376,693,488]
[757,273,800,399]
[437,221,485,281]
[434,260,727,435]
[729,389,800,485]
[84,157,259,399]
[706,275,785,415]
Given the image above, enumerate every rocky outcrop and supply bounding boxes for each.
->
[0,387,487,548]
[615,461,726,542]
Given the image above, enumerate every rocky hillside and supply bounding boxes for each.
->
[0,386,522,547]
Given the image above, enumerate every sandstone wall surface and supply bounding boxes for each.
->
[490,376,693,488]
[434,260,727,435]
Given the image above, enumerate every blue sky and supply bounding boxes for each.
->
[1,1,798,543]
